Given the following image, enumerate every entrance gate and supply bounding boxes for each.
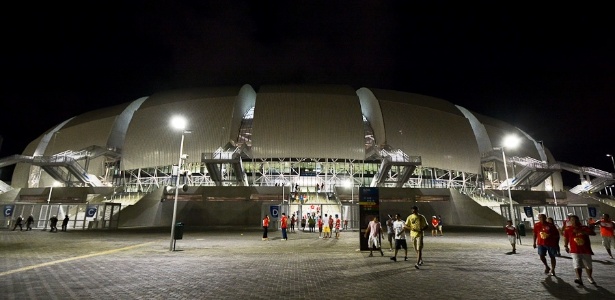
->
[501,204,599,228]
[1,203,121,230]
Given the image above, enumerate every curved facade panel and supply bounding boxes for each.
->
[474,112,540,160]
[251,85,364,160]
[122,88,242,170]
[13,137,43,188]
[228,85,257,145]
[456,105,493,154]
[357,88,386,147]
[373,90,480,174]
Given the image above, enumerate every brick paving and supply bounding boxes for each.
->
[1,226,615,299]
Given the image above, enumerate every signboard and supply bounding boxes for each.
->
[359,187,379,251]
[4,205,14,217]
[523,206,533,218]
[86,206,98,217]
[270,205,280,219]
[588,206,597,218]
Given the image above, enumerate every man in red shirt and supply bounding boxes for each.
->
[564,215,597,285]
[593,213,615,259]
[533,213,559,276]
[280,213,288,240]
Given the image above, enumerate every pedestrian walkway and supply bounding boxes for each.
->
[1,226,614,299]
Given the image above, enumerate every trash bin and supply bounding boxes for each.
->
[174,222,184,240]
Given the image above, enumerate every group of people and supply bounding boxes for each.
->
[12,215,34,231]
[364,206,429,269]
[11,215,70,232]
[262,212,343,241]
[316,213,342,239]
[504,212,615,286]
[430,215,443,236]
[300,213,348,233]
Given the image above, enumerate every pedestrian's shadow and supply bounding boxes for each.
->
[594,259,614,266]
[542,276,581,298]
[542,275,615,298]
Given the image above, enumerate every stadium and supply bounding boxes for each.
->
[1,84,614,230]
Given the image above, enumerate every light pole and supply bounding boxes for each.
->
[170,116,188,251]
[607,154,615,172]
[43,186,53,230]
[500,135,521,227]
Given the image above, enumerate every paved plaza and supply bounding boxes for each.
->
[1,226,615,299]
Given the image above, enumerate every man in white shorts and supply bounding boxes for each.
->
[563,215,597,285]
[364,216,384,257]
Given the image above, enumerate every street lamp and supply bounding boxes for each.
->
[500,135,521,227]
[607,154,615,172]
[169,116,188,251]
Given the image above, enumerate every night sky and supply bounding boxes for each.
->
[1,1,613,186]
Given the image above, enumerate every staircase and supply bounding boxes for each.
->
[370,149,421,187]
[502,157,560,189]
[202,145,249,186]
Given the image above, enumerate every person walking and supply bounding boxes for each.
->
[390,214,408,262]
[386,215,395,251]
[504,220,518,253]
[262,214,270,241]
[301,215,306,231]
[364,216,384,257]
[280,213,288,240]
[404,206,429,269]
[431,216,439,237]
[328,214,334,238]
[290,214,296,233]
[25,215,34,231]
[334,214,341,239]
[49,215,59,232]
[437,215,444,236]
[12,215,23,231]
[563,215,597,285]
[307,214,314,233]
[547,217,561,256]
[592,213,615,259]
[517,218,527,244]
[323,214,331,239]
[61,215,70,231]
[533,213,559,276]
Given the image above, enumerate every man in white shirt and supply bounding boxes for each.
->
[390,213,408,262]
[322,214,331,238]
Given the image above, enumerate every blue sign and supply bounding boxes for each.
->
[523,206,533,218]
[270,205,280,218]
[4,205,14,217]
[588,207,597,218]
[86,206,98,217]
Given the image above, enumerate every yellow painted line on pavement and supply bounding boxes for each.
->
[0,242,152,277]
